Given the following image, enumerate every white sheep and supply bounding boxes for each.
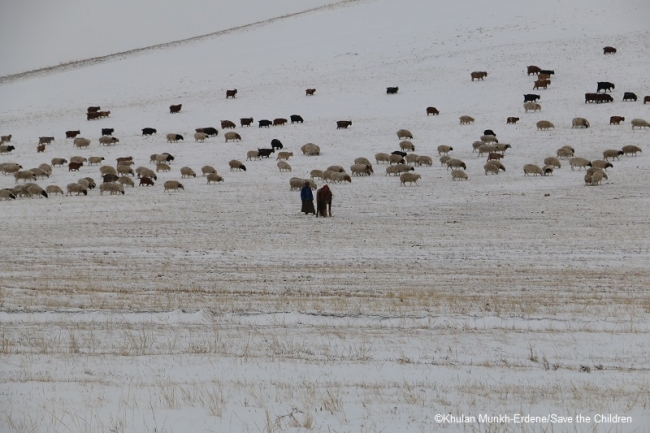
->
[194,132,208,142]
[354,157,371,166]
[556,148,574,159]
[0,163,23,175]
[350,164,373,176]
[416,155,432,166]
[621,145,642,156]
[388,154,405,165]
[310,169,323,180]
[117,165,135,176]
[14,170,37,183]
[45,185,64,195]
[571,117,590,128]
[118,176,135,187]
[439,155,451,166]
[484,162,500,175]
[301,143,320,156]
[375,153,390,164]
[330,172,351,183]
[591,160,613,170]
[51,158,67,167]
[66,183,88,196]
[70,156,87,164]
[180,167,196,178]
[88,156,105,165]
[228,160,246,171]
[0,189,17,200]
[156,163,171,172]
[246,150,260,161]
[437,145,453,155]
[536,120,554,130]
[100,165,118,176]
[100,182,125,195]
[543,157,562,168]
[396,129,413,139]
[276,151,293,161]
[477,144,496,157]
[523,164,546,176]
[472,141,484,153]
[289,178,316,190]
[400,141,415,152]
[277,161,292,172]
[451,169,468,180]
[224,132,241,142]
[523,102,542,112]
[201,165,217,176]
[326,165,345,173]
[480,135,498,143]
[163,180,185,191]
[400,172,421,186]
[73,137,91,148]
[602,149,623,160]
[493,143,511,153]
[206,173,224,184]
[29,168,50,179]
[569,157,592,170]
[631,119,650,129]
[405,153,419,165]
[459,115,475,125]
[98,136,119,146]
[26,184,48,198]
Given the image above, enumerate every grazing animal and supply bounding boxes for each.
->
[316,185,333,217]
[603,46,617,54]
[156,163,171,172]
[88,157,105,165]
[540,69,554,76]
[201,166,217,176]
[536,120,554,130]
[36,144,46,153]
[99,136,119,146]
[14,171,37,183]
[610,116,625,125]
[73,137,91,148]
[305,88,316,96]
[507,117,520,124]
[257,148,275,158]
[51,158,67,167]
[103,174,119,183]
[375,153,390,164]
[290,114,304,123]
[350,164,373,176]
[221,120,236,129]
[487,152,504,162]
[194,132,208,142]
[163,181,185,191]
[416,155,433,166]
[354,157,372,166]
[65,131,80,139]
[527,65,542,75]
[0,145,16,154]
[621,145,642,156]
[87,106,101,113]
[87,112,101,120]
[569,157,592,170]
[139,176,155,186]
[117,165,134,176]
[276,151,293,161]
[524,94,540,102]
[389,154,406,165]
[301,143,320,156]
[138,168,157,180]
[224,132,241,142]
[1,134,12,142]
[623,92,638,102]
[523,102,542,112]
[572,118,590,128]
[602,149,623,161]
[391,151,407,158]
[196,127,218,136]
[142,128,157,135]
[400,141,415,152]
[471,71,488,81]
[446,159,466,170]
[66,183,87,196]
[258,119,272,128]
[180,167,196,178]
[0,163,22,174]
[523,164,546,176]
[45,185,64,196]
[426,106,439,115]
[169,104,182,113]
[68,162,83,172]
[437,145,453,155]
[38,136,54,145]
[484,162,502,175]
[277,161,292,172]
[480,135,498,143]
[0,190,17,200]
[644,96,650,104]
[533,79,551,90]
[271,139,283,150]
[228,160,246,171]
[631,119,650,129]
[543,157,561,168]
[273,118,287,126]
[483,129,496,137]
[597,82,615,93]
[240,118,254,127]
[451,170,468,181]
[101,128,114,136]
[585,93,613,103]
[246,150,259,161]
[400,172,421,186]
[556,148,574,159]
[310,170,324,180]
[118,177,135,188]
[70,156,87,164]
[226,89,237,98]
[206,174,224,184]
[336,120,352,129]
[386,86,399,94]
[166,133,184,143]
[38,164,53,175]
[459,115,474,125]
[396,129,413,139]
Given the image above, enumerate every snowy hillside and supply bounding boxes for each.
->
[1,0,650,431]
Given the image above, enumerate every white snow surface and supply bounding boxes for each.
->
[1,0,650,431]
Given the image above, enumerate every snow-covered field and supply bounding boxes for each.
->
[1,0,650,431]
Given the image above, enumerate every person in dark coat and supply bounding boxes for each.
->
[316,185,333,217]
[300,182,315,215]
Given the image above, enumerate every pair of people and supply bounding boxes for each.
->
[301,182,332,217]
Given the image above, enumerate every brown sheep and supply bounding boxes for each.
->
[305,88,316,96]
[226,89,237,99]
[169,104,182,113]
[471,71,488,81]
[426,106,439,115]
[610,116,625,125]
[506,117,519,124]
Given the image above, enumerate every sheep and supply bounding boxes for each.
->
[276,151,293,161]
[572,118,590,128]
[507,117,520,124]
[51,158,68,167]
[29,168,50,179]
[426,106,440,115]
[138,168,157,180]
[621,145,642,156]
[543,157,562,169]
[350,164,373,176]
[194,132,208,142]
[610,116,625,125]
[493,143,512,154]
[523,164,545,176]
[45,185,64,196]
[354,157,371,166]
[399,141,415,152]
[326,165,346,173]
[536,120,554,130]
[0,163,22,175]
[118,160,134,166]
[229,160,246,171]
[70,156,87,164]
[166,133,184,142]
[77,178,90,189]
[0,189,17,200]
[405,153,419,165]
[416,156,433,166]
[396,129,413,139]
[100,166,118,176]
[153,153,175,164]
[100,182,125,195]
[103,174,119,183]
[201,166,217,176]
[225,132,242,142]
[36,144,46,153]
[305,88,316,96]
[375,153,390,164]
[437,145,453,155]
[66,183,88,196]
[277,161,292,172]
[139,176,155,186]
[451,170,468,181]
[585,170,605,186]
[310,170,324,180]
[88,156,105,165]
[246,150,260,161]
[289,178,316,190]
[631,119,650,129]
[523,102,542,112]
[163,180,185,192]
[156,163,171,172]
[586,167,608,177]
[99,136,119,146]
[180,167,196,178]
[477,144,496,157]
[569,157,592,170]
[487,153,505,162]
[330,172,352,183]
[14,170,37,183]
[206,173,224,184]
[0,145,15,154]
[38,164,52,175]
[400,173,421,186]
[83,177,96,189]
[73,137,91,148]
[480,135,498,144]
[117,165,135,176]
[556,148,574,159]
[484,162,501,175]
[388,154,405,165]
[385,165,401,176]
[439,155,452,167]
[459,115,475,125]
[301,143,320,156]
[472,141,484,153]
[1,135,12,142]
[603,149,624,160]
[322,170,335,182]
[118,176,135,188]
[591,160,613,170]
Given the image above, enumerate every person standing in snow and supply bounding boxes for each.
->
[300,182,315,215]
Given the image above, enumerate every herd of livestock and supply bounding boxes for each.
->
[1,45,648,201]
